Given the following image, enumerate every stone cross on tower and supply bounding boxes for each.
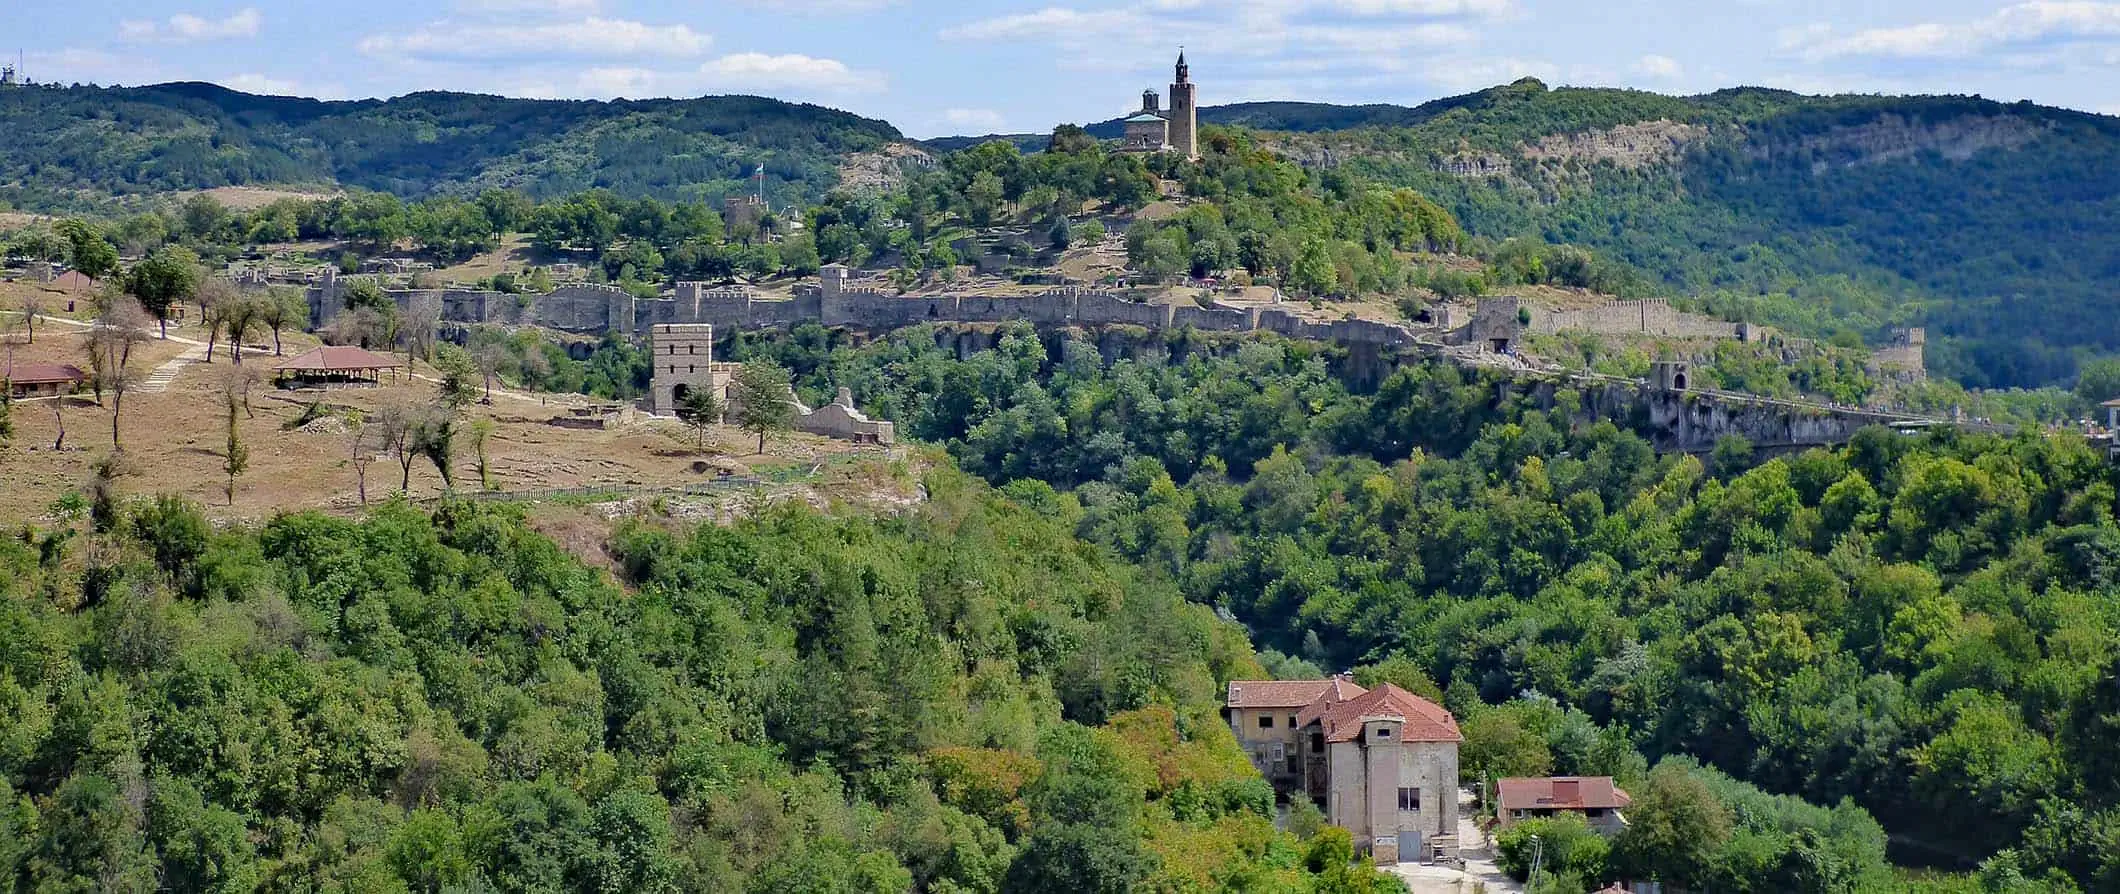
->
[1167,50,1198,160]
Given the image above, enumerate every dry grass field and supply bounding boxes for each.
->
[2,305,901,526]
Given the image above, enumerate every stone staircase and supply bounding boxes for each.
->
[136,344,207,393]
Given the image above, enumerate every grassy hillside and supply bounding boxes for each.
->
[0,82,901,210]
[1267,79,2120,388]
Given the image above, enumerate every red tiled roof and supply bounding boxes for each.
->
[4,363,87,385]
[1228,677,1365,710]
[275,345,404,372]
[1496,776,1632,812]
[50,270,98,290]
[1306,683,1462,743]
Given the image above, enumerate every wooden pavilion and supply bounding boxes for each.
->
[274,345,405,388]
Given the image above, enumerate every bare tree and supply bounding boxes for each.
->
[16,291,47,345]
[400,294,443,364]
[375,402,423,493]
[219,363,264,420]
[87,298,151,449]
[346,409,374,505]
[51,397,65,451]
[473,341,508,403]
[327,306,391,350]
[196,277,236,362]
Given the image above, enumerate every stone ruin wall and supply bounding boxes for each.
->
[1535,298,1742,340]
[302,267,1436,349]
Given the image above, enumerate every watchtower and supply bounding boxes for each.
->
[649,323,719,415]
[1168,51,1198,160]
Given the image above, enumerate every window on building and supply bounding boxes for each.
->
[1258,715,1274,729]
[1375,727,1393,739]
[1586,808,1606,818]
[1398,787,1420,811]
[688,344,697,354]
[1310,732,1324,752]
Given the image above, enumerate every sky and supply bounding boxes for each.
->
[4,0,2119,137]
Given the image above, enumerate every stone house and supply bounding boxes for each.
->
[4,363,87,398]
[1227,677,1462,865]
[1495,776,1632,836]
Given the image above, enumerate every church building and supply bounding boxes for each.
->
[1119,53,1199,160]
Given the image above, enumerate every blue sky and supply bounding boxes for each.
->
[5,0,2119,136]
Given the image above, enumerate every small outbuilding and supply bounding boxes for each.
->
[1495,776,1632,835]
[274,345,404,389]
[5,363,88,398]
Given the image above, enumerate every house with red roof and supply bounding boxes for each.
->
[4,363,88,398]
[1496,776,1633,835]
[1226,676,1462,865]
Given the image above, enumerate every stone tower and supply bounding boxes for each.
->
[1168,51,1198,160]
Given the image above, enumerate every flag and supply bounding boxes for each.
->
[752,163,765,180]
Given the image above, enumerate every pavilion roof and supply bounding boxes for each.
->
[275,345,404,372]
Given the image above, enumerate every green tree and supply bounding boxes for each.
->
[433,344,480,411]
[125,245,203,338]
[1610,762,1733,887]
[730,358,795,454]
[55,218,120,281]
[1462,710,1555,790]
[676,385,722,453]
[2076,357,2120,408]
[1289,238,1337,296]
[223,394,247,505]
[260,286,308,355]
[1496,814,1609,885]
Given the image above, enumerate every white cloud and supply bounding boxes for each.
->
[222,73,301,95]
[698,53,881,93]
[119,7,262,43]
[1329,0,1513,17]
[520,53,881,100]
[358,17,713,60]
[1633,54,1683,79]
[943,108,1009,132]
[732,0,898,11]
[940,0,1503,99]
[940,8,1145,42]
[1787,1,2120,61]
[455,0,602,12]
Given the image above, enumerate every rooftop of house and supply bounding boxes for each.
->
[4,363,87,384]
[1227,676,1365,710]
[1496,776,1633,812]
[1124,112,1168,123]
[2103,398,2120,407]
[1302,682,1462,743]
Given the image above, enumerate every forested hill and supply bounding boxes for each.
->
[926,81,2120,388]
[1262,79,2120,389]
[0,82,901,209]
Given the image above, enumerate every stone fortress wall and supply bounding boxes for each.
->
[302,264,1428,351]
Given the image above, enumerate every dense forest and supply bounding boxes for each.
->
[1291,79,2120,388]
[713,321,2120,890]
[0,82,900,209]
[1,463,1443,892]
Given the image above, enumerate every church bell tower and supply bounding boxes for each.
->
[1167,51,1198,160]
